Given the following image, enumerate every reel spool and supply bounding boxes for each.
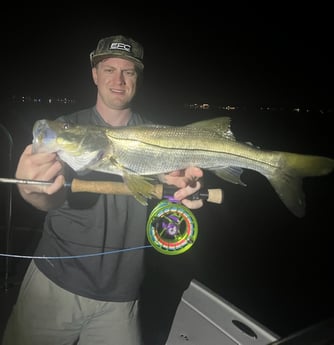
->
[146,200,198,255]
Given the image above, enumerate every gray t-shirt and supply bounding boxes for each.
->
[34,107,151,301]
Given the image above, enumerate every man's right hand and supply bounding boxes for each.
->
[16,144,65,195]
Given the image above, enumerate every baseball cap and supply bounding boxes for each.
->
[90,35,144,69]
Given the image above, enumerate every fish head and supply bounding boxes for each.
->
[32,119,112,171]
[33,119,59,153]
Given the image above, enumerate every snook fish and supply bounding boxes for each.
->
[32,117,334,217]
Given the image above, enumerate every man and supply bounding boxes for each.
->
[2,35,204,345]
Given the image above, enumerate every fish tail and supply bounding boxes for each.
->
[284,153,334,177]
[269,153,334,217]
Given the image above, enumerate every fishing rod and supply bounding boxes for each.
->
[1,177,223,255]
[0,177,223,204]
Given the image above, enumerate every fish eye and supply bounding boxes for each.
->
[63,122,70,130]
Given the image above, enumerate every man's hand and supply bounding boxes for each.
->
[16,144,65,195]
[160,167,204,209]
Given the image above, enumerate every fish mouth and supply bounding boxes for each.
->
[32,119,58,153]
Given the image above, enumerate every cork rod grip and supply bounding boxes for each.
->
[70,179,223,204]
[71,179,164,198]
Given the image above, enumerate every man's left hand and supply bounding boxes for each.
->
[160,167,204,209]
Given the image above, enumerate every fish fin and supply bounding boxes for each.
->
[283,152,334,177]
[268,153,334,217]
[269,174,305,217]
[211,167,247,186]
[186,117,236,140]
[123,173,156,205]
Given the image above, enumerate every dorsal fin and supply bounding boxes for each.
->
[185,117,235,140]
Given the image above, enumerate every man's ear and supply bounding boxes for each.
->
[92,67,98,85]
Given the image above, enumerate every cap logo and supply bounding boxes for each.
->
[109,42,131,52]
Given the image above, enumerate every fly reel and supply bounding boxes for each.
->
[146,200,198,255]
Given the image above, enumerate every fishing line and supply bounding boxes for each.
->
[0,245,153,260]
[0,201,199,260]
[0,201,200,261]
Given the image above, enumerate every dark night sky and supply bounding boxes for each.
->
[1,4,334,342]
[2,4,333,109]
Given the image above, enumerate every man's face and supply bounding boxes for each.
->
[92,57,138,110]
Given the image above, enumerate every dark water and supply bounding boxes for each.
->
[1,100,333,342]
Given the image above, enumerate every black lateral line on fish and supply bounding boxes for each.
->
[112,137,279,168]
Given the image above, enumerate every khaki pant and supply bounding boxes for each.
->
[2,260,142,345]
